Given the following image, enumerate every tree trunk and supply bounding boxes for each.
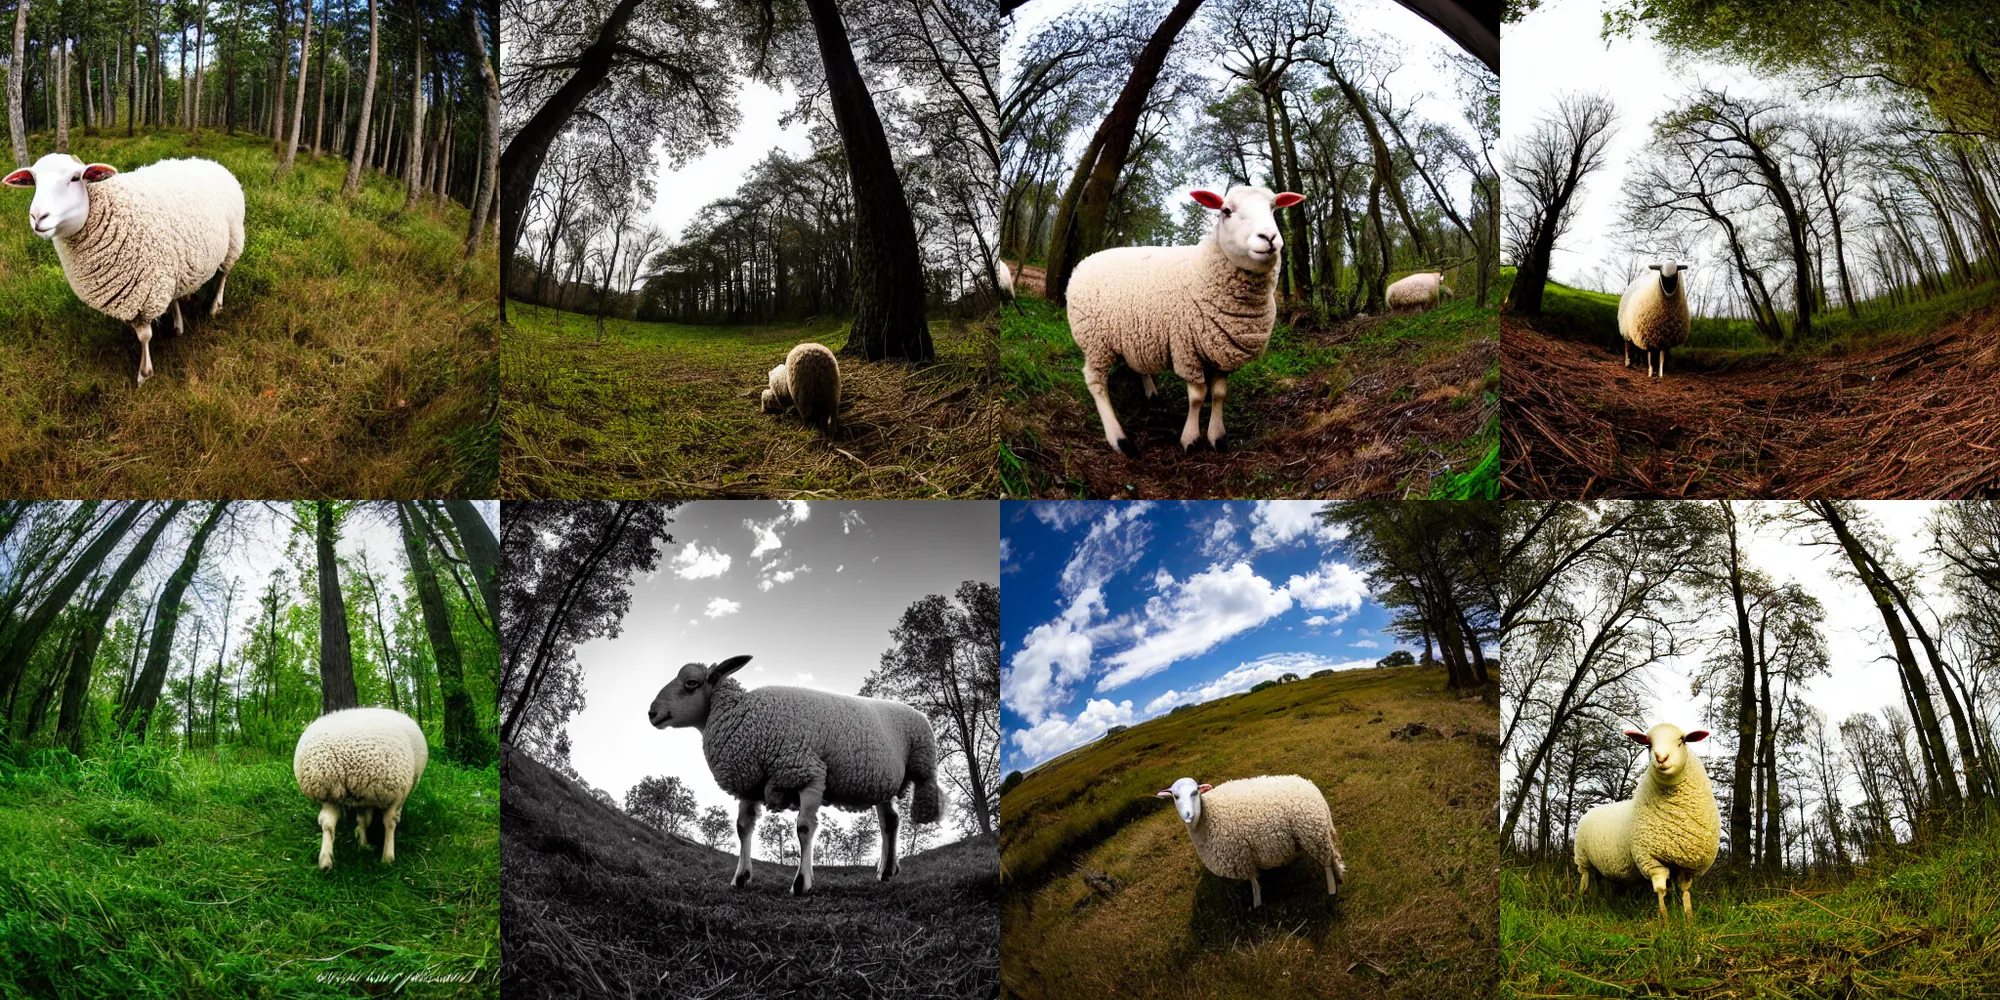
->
[56,502,187,753]
[315,501,359,715]
[8,0,28,166]
[311,0,327,156]
[341,0,377,196]
[398,502,483,765]
[54,36,67,153]
[1724,503,1758,867]
[0,502,151,717]
[118,502,228,740]
[270,0,288,146]
[280,0,312,171]
[1870,553,1986,804]
[464,0,496,256]
[403,12,424,209]
[192,2,208,134]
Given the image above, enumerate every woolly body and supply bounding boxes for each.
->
[761,363,791,414]
[1617,264,1691,377]
[1574,723,1720,918]
[293,707,428,870]
[1385,272,1453,313]
[1161,774,1344,907]
[52,158,245,324]
[703,680,939,817]
[783,342,840,427]
[996,259,1015,300]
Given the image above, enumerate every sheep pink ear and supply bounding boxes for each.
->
[1189,189,1225,210]
[1684,729,1709,742]
[1624,729,1650,744]
[81,164,117,182]
[1196,783,1213,794]
[1,168,31,187]
[1156,789,1175,798]
[1272,192,1304,208]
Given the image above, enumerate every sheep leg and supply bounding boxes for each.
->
[1249,875,1263,909]
[1179,379,1207,451]
[876,799,901,881]
[1578,866,1591,895]
[1325,863,1339,898]
[210,271,229,316]
[732,798,759,888]
[1083,363,1136,456]
[1677,870,1695,919]
[1641,859,1671,920]
[1660,349,1668,377]
[1205,375,1229,452]
[1623,341,1632,367]
[132,319,154,385]
[316,803,339,871]
[1140,374,1157,399]
[382,795,406,864]
[354,806,373,849]
[792,784,823,896]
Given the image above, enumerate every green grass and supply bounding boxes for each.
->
[0,744,499,998]
[1001,665,1500,999]
[0,129,496,496]
[501,305,998,498]
[1503,817,2000,997]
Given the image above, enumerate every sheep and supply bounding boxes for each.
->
[1573,723,1719,920]
[783,342,839,429]
[648,655,941,895]
[1385,271,1455,314]
[1066,185,1305,454]
[761,363,791,414]
[3,153,245,385]
[996,259,1015,301]
[1618,262,1692,378]
[1155,774,1344,909]
[293,707,429,871]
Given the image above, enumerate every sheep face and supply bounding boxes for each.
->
[2,153,118,240]
[649,655,753,730]
[1648,261,1689,298]
[1189,187,1304,273]
[1624,723,1708,786]
[1155,776,1215,825]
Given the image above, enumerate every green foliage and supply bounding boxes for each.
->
[1377,650,1418,668]
[1250,679,1279,693]
[1310,669,1335,678]
[1000,770,1025,796]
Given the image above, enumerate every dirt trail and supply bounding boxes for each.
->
[1504,307,2000,497]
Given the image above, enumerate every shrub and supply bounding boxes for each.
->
[1000,770,1025,796]
[1378,650,1417,669]
[1251,680,1279,693]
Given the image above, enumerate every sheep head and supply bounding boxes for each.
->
[649,655,753,730]
[3,153,118,240]
[1625,723,1708,785]
[1155,776,1215,825]
[1190,186,1304,274]
[1648,261,1690,298]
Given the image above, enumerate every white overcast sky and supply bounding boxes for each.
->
[646,82,816,245]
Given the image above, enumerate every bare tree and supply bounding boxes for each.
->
[1502,91,1617,315]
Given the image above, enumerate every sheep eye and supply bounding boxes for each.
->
[683,679,701,691]
[1220,208,1232,218]
[70,173,80,182]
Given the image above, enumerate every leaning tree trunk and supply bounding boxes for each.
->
[1724,504,1758,867]
[118,502,227,740]
[340,0,378,198]
[444,499,499,626]
[279,0,313,171]
[399,502,484,764]
[56,502,186,753]
[464,0,498,257]
[8,0,27,166]
[0,502,150,711]
[315,500,360,714]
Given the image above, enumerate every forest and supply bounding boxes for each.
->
[1499,500,2000,997]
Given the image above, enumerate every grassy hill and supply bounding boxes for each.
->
[500,745,1000,998]
[1502,815,2000,997]
[1000,664,1500,1000]
[0,746,499,998]
[998,282,1499,499]
[0,131,495,496]
[501,306,999,498]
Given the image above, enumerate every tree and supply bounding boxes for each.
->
[0,502,151,724]
[119,502,230,739]
[399,502,488,765]
[696,804,732,850]
[861,581,1000,835]
[56,502,188,753]
[1377,650,1416,668]
[625,775,699,836]
[278,0,314,173]
[1502,91,1617,314]
[312,501,359,715]
[8,0,27,167]
[757,812,798,863]
[341,0,379,197]
[464,0,498,256]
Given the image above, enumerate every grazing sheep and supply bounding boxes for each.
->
[1067,185,1305,454]
[3,153,245,385]
[783,343,840,429]
[649,655,941,895]
[1156,774,1344,909]
[761,363,791,414]
[996,259,1016,301]
[293,707,429,871]
[1574,723,1720,920]
[1618,262,1692,377]
[1385,271,1455,314]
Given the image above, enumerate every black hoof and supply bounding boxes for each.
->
[791,873,807,895]
[732,871,750,888]
[1115,437,1140,458]
[1211,435,1230,453]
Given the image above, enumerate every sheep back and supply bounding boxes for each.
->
[1189,774,1338,880]
[1573,798,1641,881]
[784,343,839,425]
[1617,273,1691,351]
[1067,236,1277,384]
[1385,272,1445,311]
[54,158,245,323]
[294,707,428,809]
[702,682,935,811]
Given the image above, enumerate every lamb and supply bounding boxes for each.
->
[649,655,941,895]
[780,342,839,429]
[1573,723,1720,920]
[4,153,245,385]
[1066,185,1305,454]
[760,363,791,414]
[293,707,429,871]
[1156,774,1344,909]
[1617,262,1692,378]
[1385,271,1455,314]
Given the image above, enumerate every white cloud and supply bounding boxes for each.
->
[781,500,811,522]
[840,509,865,534]
[1199,508,1243,560]
[1031,502,1099,531]
[1304,615,1331,627]
[1351,639,1380,649]
[1285,560,1369,616]
[1003,586,1113,724]
[758,563,809,591]
[705,598,742,618]
[1248,501,1344,551]
[1011,698,1135,765]
[670,542,733,579]
[1000,537,1018,574]
[745,501,811,558]
[1152,566,1174,591]
[1099,561,1293,691]
[836,564,845,573]
[1058,501,1156,596]
[1143,653,1373,714]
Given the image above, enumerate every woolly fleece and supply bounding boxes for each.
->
[761,363,790,413]
[1386,272,1453,313]
[54,157,245,325]
[1617,269,1691,353]
[703,677,941,822]
[783,342,840,428]
[1573,731,1720,887]
[1066,225,1280,387]
[294,707,429,810]
[1183,774,1344,882]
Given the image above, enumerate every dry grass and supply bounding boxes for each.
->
[0,130,496,497]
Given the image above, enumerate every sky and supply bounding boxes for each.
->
[999,501,1401,772]
[564,500,1000,845]
[645,81,816,246]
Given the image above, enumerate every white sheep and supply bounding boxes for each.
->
[293,707,429,871]
[782,342,839,429]
[996,258,1015,301]
[1156,774,1344,909]
[648,655,941,895]
[1066,185,1305,454]
[4,153,245,385]
[1618,262,1692,377]
[1574,723,1720,920]
[1385,271,1454,313]
[761,363,791,414]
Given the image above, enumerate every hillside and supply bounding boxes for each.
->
[500,746,1000,998]
[0,747,499,999]
[0,131,495,496]
[501,306,999,498]
[999,665,1500,1000]
[1503,815,2000,997]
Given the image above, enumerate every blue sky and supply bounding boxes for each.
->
[999,501,1403,771]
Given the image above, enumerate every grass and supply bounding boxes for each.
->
[1502,816,2000,997]
[1001,664,1500,999]
[500,305,1000,498]
[501,746,998,998]
[0,129,496,496]
[0,744,499,998]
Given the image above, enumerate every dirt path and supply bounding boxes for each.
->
[1504,307,2000,497]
